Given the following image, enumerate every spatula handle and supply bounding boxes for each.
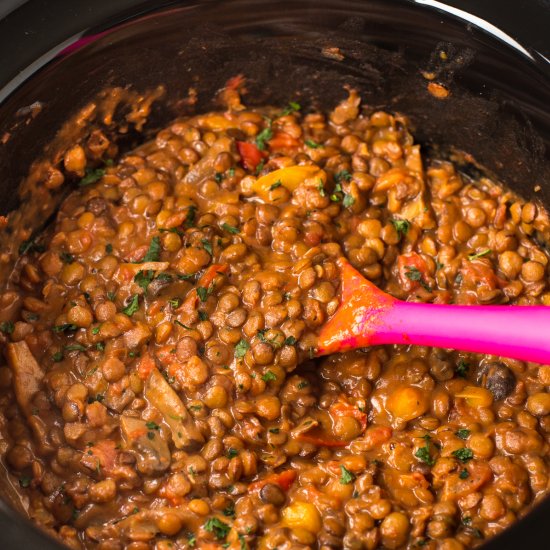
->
[371,302,550,364]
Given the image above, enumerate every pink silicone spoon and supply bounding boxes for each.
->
[316,257,550,364]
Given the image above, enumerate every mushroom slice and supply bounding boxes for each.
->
[6,341,43,415]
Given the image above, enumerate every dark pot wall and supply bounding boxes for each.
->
[0,1,548,549]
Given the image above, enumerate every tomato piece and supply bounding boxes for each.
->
[361,426,393,451]
[137,352,156,380]
[441,460,492,499]
[81,440,117,473]
[267,131,300,150]
[236,141,265,171]
[198,263,229,289]
[461,261,498,289]
[329,395,367,430]
[398,252,430,292]
[249,469,297,492]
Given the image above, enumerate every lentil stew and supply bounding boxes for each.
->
[0,88,549,550]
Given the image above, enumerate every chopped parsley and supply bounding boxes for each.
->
[196,287,209,302]
[19,476,32,488]
[221,223,239,234]
[64,344,86,352]
[334,170,352,183]
[284,336,297,346]
[269,428,280,434]
[215,172,224,184]
[18,238,45,255]
[145,421,160,430]
[340,465,355,484]
[134,270,154,291]
[255,127,273,151]
[234,339,250,358]
[391,218,411,238]
[159,227,184,236]
[261,370,277,383]
[204,517,230,540]
[201,239,213,256]
[147,431,155,440]
[122,294,139,316]
[0,321,14,334]
[187,533,196,547]
[185,205,197,228]
[169,297,181,308]
[91,326,100,335]
[305,139,321,148]
[105,243,113,254]
[52,323,78,333]
[255,159,265,175]
[468,249,492,261]
[343,194,355,208]
[456,360,469,378]
[452,447,474,463]
[79,167,105,187]
[280,101,301,116]
[269,180,282,191]
[142,236,161,262]
[226,448,239,459]
[405,265,432,291]
[415,437,435,466]
[223,502,236,518]
[189,404,202,411]
[59,252,74,264]
[317,180,326,197]
[52,351,63,362]
[175,320,192,330]
[459,468,470,479]
[198,310,209,322]
[297,381,309,390]
[455,428,470,440]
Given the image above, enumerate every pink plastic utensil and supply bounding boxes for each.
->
[316,257,550,364]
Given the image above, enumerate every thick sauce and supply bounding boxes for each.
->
[0,90,549,550]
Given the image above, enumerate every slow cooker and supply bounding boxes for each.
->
[0,1,548,548]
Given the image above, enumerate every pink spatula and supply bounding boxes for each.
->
[316,257,550,364]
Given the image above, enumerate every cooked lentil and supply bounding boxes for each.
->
[0,88,549,550]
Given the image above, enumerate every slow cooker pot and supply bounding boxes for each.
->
[0,1,548,548]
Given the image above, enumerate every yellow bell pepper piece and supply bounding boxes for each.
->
[198,114,238,131]
[455,386,493,408]
[252,165,326,199]
[282,502,322,534]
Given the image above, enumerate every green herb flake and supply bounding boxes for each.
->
[415,440,435,466]
[280,101,301,116]
[269,180,282,191]
[147,431,155,440]
[255,127,273,151]
[455,428,470,440]
[175,320,192,330]
[318,180,326,197]
[19,476,32,489]
[198,310,208,321]
[204,517,230,540]
[226,448,239,459]
[215,172,224,184]
[187,532,196,547]
[169,297,181,308]
[64,344,86,352]
[343,194,355,208]
[452,447,474,463]
[134,270,154,291]
[95,342,105,352]
[59,252,74,264]
[189,404,202,411]
[201,239,213,256]
[52,323,78,333]
[105,243,113,254]
[255,159,265,175]
[305,139,321,148]
[223,502,236,518]
[459,468,470,479]
[91,326,101,335]
[261,370,277,383]
[142,236,161,262]
[297,381,309,390]
[185,205,197,228]
[269,428,280,434]
[334,170,352,183]
[145,421,159,430]
[221,222,239,234]
[391,218,411,238]
[456,360,469,378]
[228,167,236,177]
[196,287,209,302]
[405,265,432,292]
[284,336,297,346]
[340,465,355,485]
[18,238,45,256]
[107,291,116,301]
[234,339,250,358]
[0,321,14,334]
[52,351,63,362]
[468,249,492,261]
[122,294,139,316]
[79,167,105,187]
